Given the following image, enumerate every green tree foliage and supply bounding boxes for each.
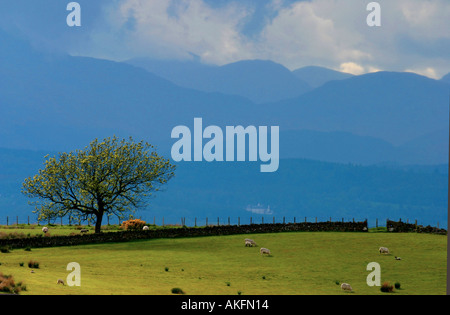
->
[22,137,175,233]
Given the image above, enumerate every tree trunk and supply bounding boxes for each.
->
[95,211,104,234]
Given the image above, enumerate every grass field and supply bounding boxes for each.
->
[0,231,447,295]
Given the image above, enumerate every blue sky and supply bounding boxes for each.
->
[1,0,450,78]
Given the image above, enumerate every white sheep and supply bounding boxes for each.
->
[260,248,271,256]
[341,283,353,291]
[245,239,256,247]
[42,227,49,233]
[379,247,389,254]
[143,226,150,231]
[395,256,402,260]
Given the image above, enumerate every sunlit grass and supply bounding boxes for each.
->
[0,232,446,295]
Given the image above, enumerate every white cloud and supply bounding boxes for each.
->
[78,0,450,77]
[97,0,254,64]
[339,62,365,75]
[405,67,439,80]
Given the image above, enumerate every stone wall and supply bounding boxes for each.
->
[386,220,447,235]
[0,221,368,249]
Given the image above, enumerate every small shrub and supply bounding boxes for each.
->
[0,246,10,253]
[226,282,231,286]
[24,246,31,252]
[171,288,185,294]
[28,260,40,269]
[380,282,394,293]
[165,267,169,272]
[0,272,26,294]
[19,262,24,267]
[237,291,242,295]
[395,282,401,290]
[120,219,147,231]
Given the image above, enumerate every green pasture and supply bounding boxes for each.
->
[0,231,446,295]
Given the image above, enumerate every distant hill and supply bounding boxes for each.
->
[292,66,354,88]
[279,128,448,165]
[441,72,450,84]
[126,58,312,103]
[259,71,449,146]
[0,30,448,166]
[0,147,446,228]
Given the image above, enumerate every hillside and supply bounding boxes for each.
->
[126,58,312,103]
[292,66,354,88]
[0,30,448,165]
[0,147,446,228]
[0,232,446,295]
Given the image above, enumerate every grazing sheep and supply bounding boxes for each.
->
[57,279,65,285]
[42,227,48,233]
[341,283,353,291]
[395,256,402,260]
[80,229,89,233]
[245,239,256,247]
[379,247,389,254]
[143,226,150,231]
[260,248,271,256]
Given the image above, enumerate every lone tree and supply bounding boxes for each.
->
[22,137,176,233]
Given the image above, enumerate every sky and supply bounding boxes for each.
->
[1,0,450,78]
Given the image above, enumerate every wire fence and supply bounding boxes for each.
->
[0,215,444,230]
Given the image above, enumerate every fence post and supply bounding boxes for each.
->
[294,217,296,224]
[376,218,378,228]
[6,216,8,226]
[16,216,18,225]
[195,217,197,227]
[217,217,220,226]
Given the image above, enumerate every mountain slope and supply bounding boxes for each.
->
[0,31,260,152]
[0,147,446,228]
[441,72,450,84]
[0,30,447,166]
[259,71,449,146]
[126,58,312,103]
[292,66,354,88]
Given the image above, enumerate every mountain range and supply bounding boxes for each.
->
[1,29,448,165]
[0,29,448,226]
